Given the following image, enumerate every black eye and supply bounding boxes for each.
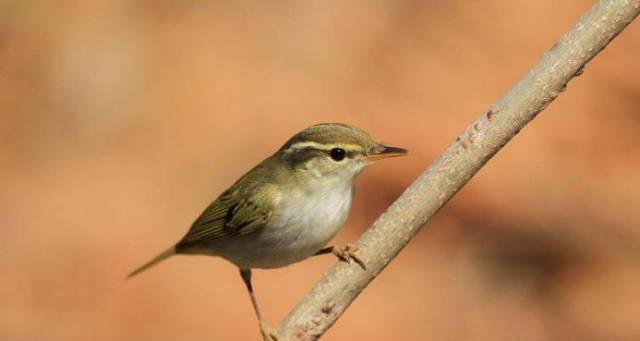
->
[329,148,346,161]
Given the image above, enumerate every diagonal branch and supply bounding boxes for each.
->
[275,0,640,340]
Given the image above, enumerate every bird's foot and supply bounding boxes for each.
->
[259,321,278,341]
[332,244,367,270]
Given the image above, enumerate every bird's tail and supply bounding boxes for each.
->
[127,246,176,279]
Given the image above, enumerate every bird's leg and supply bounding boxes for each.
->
[314,244,367,270]
[239,269,278,341]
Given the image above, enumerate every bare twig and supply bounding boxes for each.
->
[275,1,640,340]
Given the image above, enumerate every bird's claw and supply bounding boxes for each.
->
[332,244,367,270]
[259,321,278,341]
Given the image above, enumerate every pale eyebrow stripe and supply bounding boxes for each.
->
[287,141,364,152]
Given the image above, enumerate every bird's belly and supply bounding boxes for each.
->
[212,187,353,269]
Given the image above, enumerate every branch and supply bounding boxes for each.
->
[275,1,640,340]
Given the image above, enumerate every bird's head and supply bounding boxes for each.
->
[277,123,407,182]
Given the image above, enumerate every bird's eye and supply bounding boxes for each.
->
[329,148,346,161]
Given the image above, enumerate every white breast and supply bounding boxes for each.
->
[277,180,353,248]
[238,177,354,269]
[210,169,360,269]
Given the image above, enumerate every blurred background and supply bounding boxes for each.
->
[1,1,639,340]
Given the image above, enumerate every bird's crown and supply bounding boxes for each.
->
[280,123,378,156]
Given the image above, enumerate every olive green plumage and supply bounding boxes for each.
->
[127,122,407,341]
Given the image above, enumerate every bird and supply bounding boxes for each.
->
[127,123,407,340]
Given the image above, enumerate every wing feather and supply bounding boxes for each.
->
[178,186,274,246]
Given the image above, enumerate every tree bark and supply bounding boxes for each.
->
[275,1,640,340]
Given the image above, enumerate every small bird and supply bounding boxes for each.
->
[128,123,407,340]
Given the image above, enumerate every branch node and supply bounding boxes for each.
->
[486,106,500,122]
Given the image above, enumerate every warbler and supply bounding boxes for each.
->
[128,123,407,340]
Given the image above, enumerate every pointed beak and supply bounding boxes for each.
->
[367,145,408,161]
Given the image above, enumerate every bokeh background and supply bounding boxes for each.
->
[2,1,639,340]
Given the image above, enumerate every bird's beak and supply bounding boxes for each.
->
[367,145,408,161]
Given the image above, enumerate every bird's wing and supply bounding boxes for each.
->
[178,185,275,245]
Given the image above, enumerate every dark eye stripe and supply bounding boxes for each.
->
[281,145,364,169]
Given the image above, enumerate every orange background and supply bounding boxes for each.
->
[2,1,639,340]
